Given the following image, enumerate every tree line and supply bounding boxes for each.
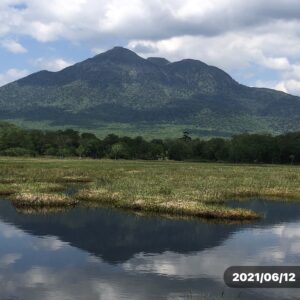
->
[0,122,299,164]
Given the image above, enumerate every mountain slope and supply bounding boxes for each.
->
[0,46,300,137]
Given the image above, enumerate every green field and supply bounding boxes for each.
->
[0,157,299,220]
[3,118,234,139]
[3,116,287,140]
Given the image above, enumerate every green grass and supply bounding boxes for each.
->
[5,117,275,140]
[4,118,230,139]
[0,183,16,196]
[0,157,299,219]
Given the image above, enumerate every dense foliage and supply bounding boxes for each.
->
[0,122,299,164]
[1,47,300,136]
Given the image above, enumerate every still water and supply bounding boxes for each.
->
[0,199,299,300]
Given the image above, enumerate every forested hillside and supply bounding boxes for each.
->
[0,47,300,137]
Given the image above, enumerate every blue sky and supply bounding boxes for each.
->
[1,0,300,95]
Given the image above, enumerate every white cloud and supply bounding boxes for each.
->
[32,57,73,71]
[0,253,22,268]
[256,79,300,96]
[0,223,25,238]
[1,39,27,53]
[92,282,121,300]
[0,68,29,86]
[23,266,55,286]
[32,236,68,251]
[255,58,300,95]
[1,1,300,95]
[262,57,291,71]
[91,47,106,55]
[0,1,300,43]
[275,80,300,95]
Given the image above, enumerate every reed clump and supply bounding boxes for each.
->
[12,193,78,208]
[0,184,16,196]
[75,188,120,203]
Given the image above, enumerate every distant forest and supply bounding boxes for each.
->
[0,122,299,164]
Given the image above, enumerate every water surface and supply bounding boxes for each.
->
[0,199,299,300]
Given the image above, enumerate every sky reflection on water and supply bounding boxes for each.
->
[0,199,299,300]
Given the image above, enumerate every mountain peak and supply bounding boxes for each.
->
[93,46,143,64]
[147,57,170,66]
[107,46,135,55]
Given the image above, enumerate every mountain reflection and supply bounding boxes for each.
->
[0,199,299,263]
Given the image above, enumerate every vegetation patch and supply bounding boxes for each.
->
[0,184,16,196]
[1,157,299,220]
[60,176,94,183]
[76,188,259,220]
[12,193,78,208]
[75,188,120,203]
[123,199,259,221]
[0,178,16,184]
[17,182,66,194]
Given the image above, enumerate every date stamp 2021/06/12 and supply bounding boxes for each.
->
[224,266,300,288]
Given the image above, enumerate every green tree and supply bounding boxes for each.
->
[110,143,129,159]
[168,140,193,161]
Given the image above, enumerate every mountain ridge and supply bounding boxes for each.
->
[0,46,300,138]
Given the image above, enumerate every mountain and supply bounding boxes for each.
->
[0,46,300,138]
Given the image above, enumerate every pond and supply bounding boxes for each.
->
[0,199,299,300]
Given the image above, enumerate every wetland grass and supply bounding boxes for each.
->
[0,157,299,219]
[60,176,94,183]
[12,193,78,208]
[0,183,16,196]
[75,188,259,220]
